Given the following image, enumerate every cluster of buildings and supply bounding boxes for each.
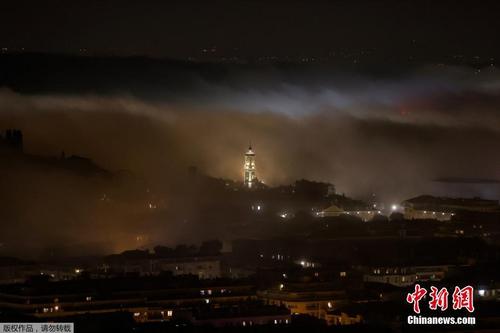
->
[257,284,358,325]
[0,255,222,286]
[239,144,498,224]
[314,195,500,222]
[401,195,500,221]
[100,256,222,280]
[1,253,495,328]
[363,265,449,287]
[0,273,364,327]
[316,205,381,221]
[0,231,499,329]
[0,277,265,325]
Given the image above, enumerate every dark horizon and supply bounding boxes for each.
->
[2,0,500,60]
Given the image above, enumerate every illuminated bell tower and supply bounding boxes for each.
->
[244,145,256,188]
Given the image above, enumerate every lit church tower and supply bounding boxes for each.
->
[244,145,256,188]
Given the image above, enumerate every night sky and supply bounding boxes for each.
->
[1,0,500,61]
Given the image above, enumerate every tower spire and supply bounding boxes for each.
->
[244,144,256,188]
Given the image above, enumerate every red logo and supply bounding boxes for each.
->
[429,286,449,311]
[406,285,475,313]
[452,286,475,313]
[406,284,427,314]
